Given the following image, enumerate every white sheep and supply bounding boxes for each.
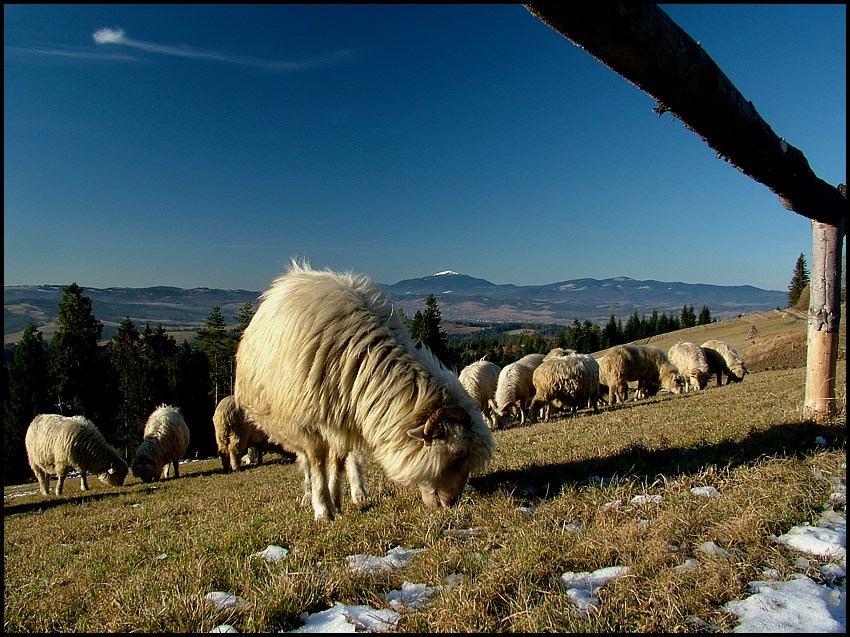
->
[234,260,495,522]
[598,344,686,404]
[458,359,501,429]
[213,394,272,472]
[25,413,129,496]
[529,353,601,422]
[701,339,749,386]
[667,341,711,391]
[487,359,538,429]
[131,404,190,483]
[543,347,577,360]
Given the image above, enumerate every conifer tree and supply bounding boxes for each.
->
[421,294,450,366]
[48,283,107,425]
[787,253,810,308]
[4,324,50,484]
[680,304,696,329]
[234,301,255,340]
[623,312,643,342]
[106,318,149,454]
[196,306,234,405]
[603,314,623,348]
[697,305,712,325]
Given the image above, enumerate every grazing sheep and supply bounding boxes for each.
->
[131,405,190,483]
[234,260,495,522]
[458,359,502,430]
[487,360,538,429]
[701,339,749,386]
[667,341,711,391]
[529,354,601,422]
[213,394,273,472]
[544,347,577,360]
[598,344,686,404]
[25,414,129,496]
[516,352,546,369]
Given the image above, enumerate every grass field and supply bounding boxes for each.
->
[4,307,845,632]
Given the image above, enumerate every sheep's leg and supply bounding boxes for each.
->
[297,453,311,506]
[328,454,346,514]
[229,446,241,472]
[220,451,232,473]
[171,460,180,479]
[79,469,89,492]
[303,448,335,521]
[55,466,69,496]
[34,467,50,495]
[346,451,367,506]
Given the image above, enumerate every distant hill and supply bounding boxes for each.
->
[382,272,786,325]
[3,273,786,345]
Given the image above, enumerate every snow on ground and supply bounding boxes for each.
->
[204,465,845,633]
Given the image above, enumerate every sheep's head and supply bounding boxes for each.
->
[728,364,748,382]
[99,458,129,487]
[131,459,160,483]
[407,405,494,509]
[659,364,686,395]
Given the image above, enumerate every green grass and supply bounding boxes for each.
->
[4,319,846,632]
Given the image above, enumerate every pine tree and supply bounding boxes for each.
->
[680,304,696,329]
[603,314,623,348]
[196,306,235,405]
[623,312,642,342]
[421,294,450,366]
[4,324,51,484]
[48,283,107,424]
[787,253,810,308]
[234,301,255,340]
[105,318,149,455]
[697,305,712,325]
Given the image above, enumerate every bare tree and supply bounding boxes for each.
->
[524,3,845,420]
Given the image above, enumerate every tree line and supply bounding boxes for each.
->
[2,283,711,487]
[3,283,254,486]
[405,293,716,371]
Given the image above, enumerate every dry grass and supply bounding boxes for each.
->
[4,312,846,633]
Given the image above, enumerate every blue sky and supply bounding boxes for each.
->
[4,4,845,293]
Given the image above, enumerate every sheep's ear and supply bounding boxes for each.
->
[408,425,427,442]
[408,424,446,444]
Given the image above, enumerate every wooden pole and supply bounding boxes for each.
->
[804,212,845,420]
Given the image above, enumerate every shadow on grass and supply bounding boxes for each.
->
[3,454,298,518]
[471,419,845,500]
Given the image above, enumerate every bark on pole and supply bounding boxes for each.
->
[804,214,845,420]
[523,3,846,418]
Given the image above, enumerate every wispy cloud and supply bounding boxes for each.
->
[92,27,354,71]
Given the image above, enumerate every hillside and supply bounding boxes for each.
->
[4,274,788,346]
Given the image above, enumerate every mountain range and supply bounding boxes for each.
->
[3,273,787,344]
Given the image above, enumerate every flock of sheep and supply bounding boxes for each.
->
[24,405,189,497]
[23,260,748,524]
[460,338,748,431]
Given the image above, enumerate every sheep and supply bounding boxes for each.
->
[458,359,501,430]
[701,339,749,386]
[667,341,711,391]
[529,353,601,422]
[25,413,129,496]
[233,260,495,522]
[213,394,273,472]
[516,352,546,369]
[598,344,686,404]
[487,360,538,429]
[131,404,190,483]
[543,347,577,360]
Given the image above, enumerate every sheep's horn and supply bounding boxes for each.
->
[422,406,469,444]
